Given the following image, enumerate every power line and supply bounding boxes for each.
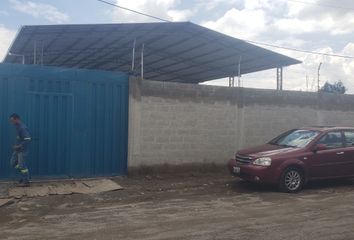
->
[97,0,354,60]
[245,40,354,59]
[288,0,354,11]
[97,0,171,22]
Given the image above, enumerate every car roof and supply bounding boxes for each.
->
[300,126,354,132]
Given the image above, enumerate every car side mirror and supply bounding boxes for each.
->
[314,144,327,152]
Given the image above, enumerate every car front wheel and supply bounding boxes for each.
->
[279,167,304,193]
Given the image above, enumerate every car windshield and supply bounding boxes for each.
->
[269,129,320,148]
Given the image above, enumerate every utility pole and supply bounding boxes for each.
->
[131,39,136,72]
[141,43,145,80]
[317,62,322,92]
[306,75,309,92]
[33,40,37,64]
[237,56,242,87]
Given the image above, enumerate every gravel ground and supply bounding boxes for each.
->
[1,170,354,240]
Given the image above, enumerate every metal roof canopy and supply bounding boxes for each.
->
[3,22,301,83]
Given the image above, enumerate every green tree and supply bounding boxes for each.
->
[320,81,347,94]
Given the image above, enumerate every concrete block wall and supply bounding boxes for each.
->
[128,78,354,168]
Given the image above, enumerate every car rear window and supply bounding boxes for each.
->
[344,131,354,147]
[318,131,343,149]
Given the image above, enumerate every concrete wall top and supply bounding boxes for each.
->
[141,80,354,111]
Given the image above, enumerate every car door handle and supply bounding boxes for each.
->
[336,152,345,155]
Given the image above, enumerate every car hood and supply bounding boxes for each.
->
[237,144,301,158]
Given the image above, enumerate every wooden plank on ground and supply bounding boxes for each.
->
[8,179,123,198]
[0,198,13,207]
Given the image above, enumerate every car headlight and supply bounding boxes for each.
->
[253,157,272,166]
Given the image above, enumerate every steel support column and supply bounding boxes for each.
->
[229,76,235,87]
[276,67,283,90]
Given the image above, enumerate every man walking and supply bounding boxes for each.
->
[9,113,31,187]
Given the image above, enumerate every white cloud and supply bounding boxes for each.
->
[277,0,354,35]
[202,0,354,37]
[0,25,16,61]
[274,18,318,34]
[167,9,193,21]
[275,14,354,35]
[10,0,70,23]
[202,8,267,39]
[196,0,241,11]
[342,43,354,55]
[108,0,191,22]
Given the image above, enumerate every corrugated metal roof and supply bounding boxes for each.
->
[3,22,301,83]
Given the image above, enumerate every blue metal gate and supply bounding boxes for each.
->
[0,64,129,179]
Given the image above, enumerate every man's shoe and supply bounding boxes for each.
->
[17,182,30,187]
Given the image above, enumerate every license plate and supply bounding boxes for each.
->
[233,166,240,174]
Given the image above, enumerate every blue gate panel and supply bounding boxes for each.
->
[0,63,129,179]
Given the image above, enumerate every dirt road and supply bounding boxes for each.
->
[1,170,354,240]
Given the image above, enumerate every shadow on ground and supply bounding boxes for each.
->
[228,176,354,193]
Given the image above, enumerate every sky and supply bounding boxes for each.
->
[0,0,354,93]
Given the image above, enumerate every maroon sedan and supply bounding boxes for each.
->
[228,127,354,193]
